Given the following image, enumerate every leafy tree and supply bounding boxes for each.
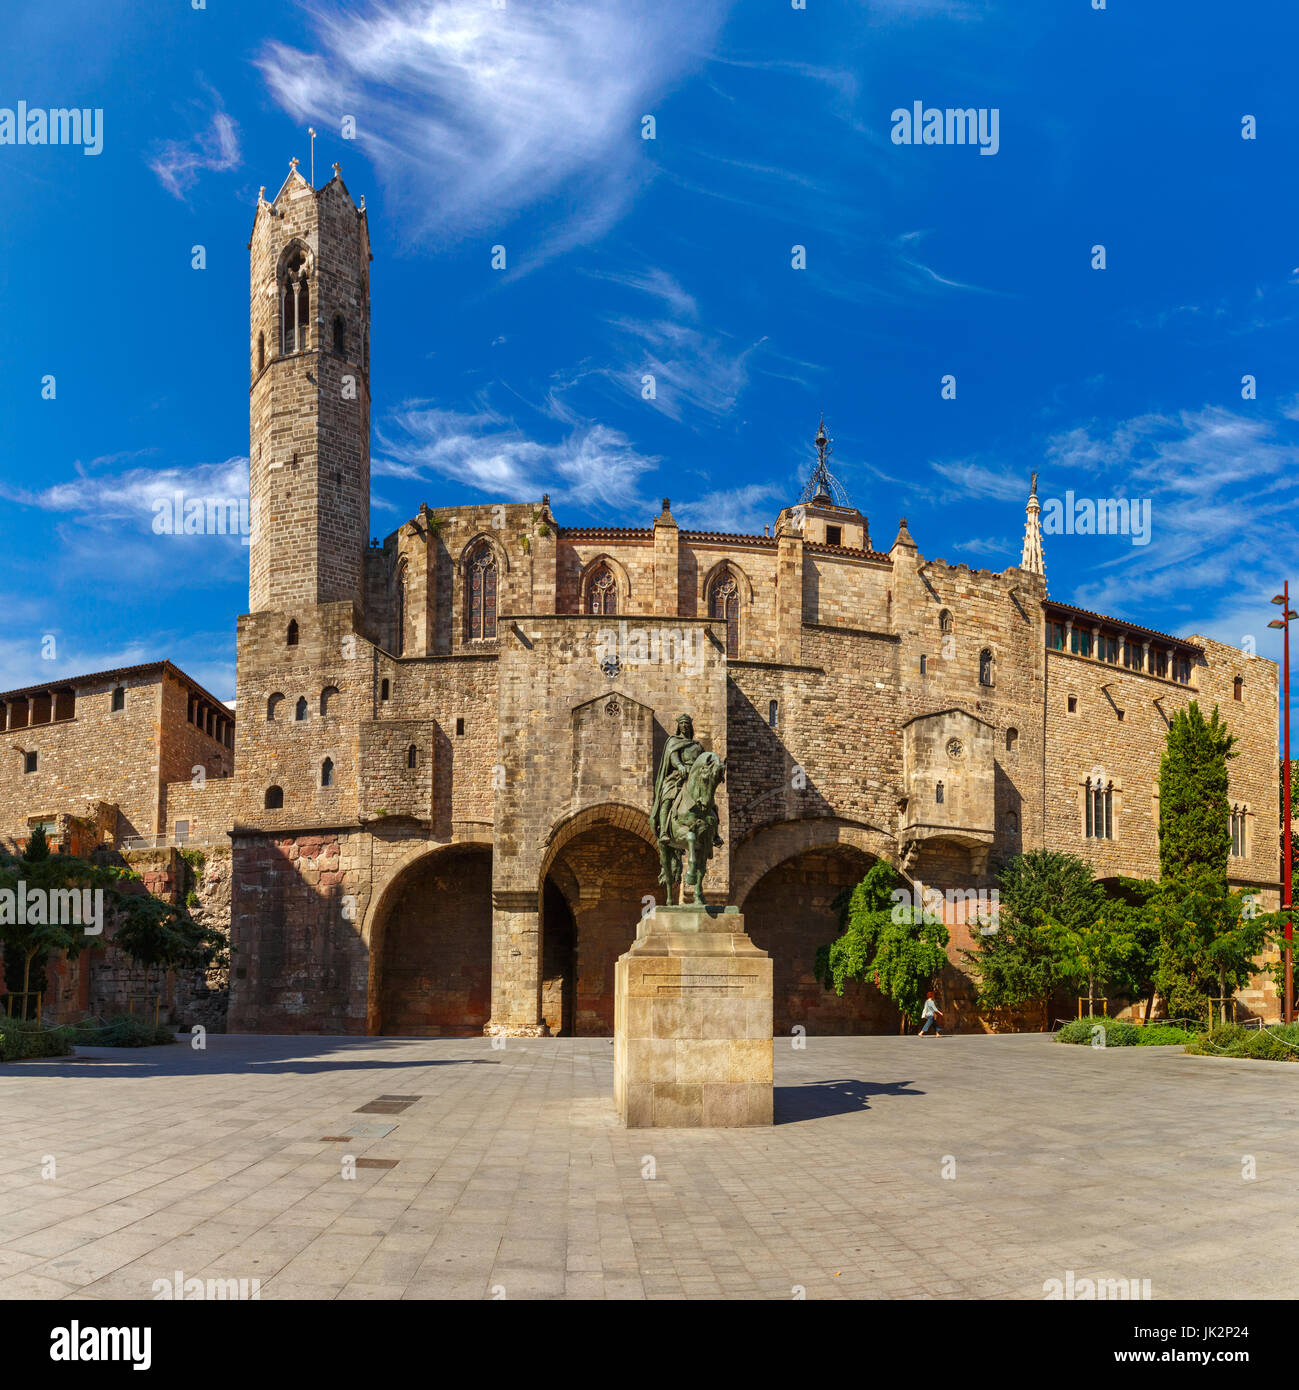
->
[0,829,104,1017]
[0,837,224,1020]
[1150,880,1268,1024]
[1158,701,1235,887]
[817,860,949,1030]
[1155,702,1240,1015]
[963,850,1105,1029]
[111,889,224,996]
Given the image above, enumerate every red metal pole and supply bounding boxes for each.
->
[1285,579,1293,1025]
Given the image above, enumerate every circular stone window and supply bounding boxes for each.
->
[946,738,963,760]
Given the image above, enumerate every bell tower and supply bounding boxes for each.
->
[247,159,371,617]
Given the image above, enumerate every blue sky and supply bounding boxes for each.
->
[2,0,1298,710]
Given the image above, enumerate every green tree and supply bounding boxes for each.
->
[1150,879,1268,1024]
[0,829,104,1017]
[1158,701,1235,886]
[111,890,224,997]
[817,861,949,1030]
[1155,702,1238,1015]
[964,850,1105,1029]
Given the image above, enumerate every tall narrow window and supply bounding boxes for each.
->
[1084,777,1113,840]
[267,693,284,721]
[468,542,498,640]
[407,744,418,768]
[1230,806,1247,857]
[321,757,334,788]
[320,686,338,717]
[919,654,927,676]
[979,648,994,687]
[940,609,954,634]
[380,679,390,702]
[1006,727,1018,752]
[709,567,740,659]
[1047,621,1065,651]
[282,280,296,353]
[935,780,944,804]
[256,332,265,374]
[111,686,125,712]
[768,699,778,729]
[296,278,310,351]
[287,620,299,646]
[1233,676,1243,701]
[333,315,346,356]
[23,751,37,774]
[587,563,617,615]
[295,697,307,721]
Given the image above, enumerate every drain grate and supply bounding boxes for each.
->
[354,1094,422,1115]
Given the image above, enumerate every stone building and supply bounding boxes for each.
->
[2,163,1282,1033]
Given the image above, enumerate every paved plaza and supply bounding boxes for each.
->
[0,1032,1295,1300]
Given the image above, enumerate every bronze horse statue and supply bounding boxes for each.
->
[656,748,725,905]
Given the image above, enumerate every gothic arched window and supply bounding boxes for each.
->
[467,542,498,640]
[587,563,617,615]
[280,248,309,354]
[709,567,740,658]
[295,696,308,722]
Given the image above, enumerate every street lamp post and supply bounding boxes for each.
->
[1269,584,1295,1024]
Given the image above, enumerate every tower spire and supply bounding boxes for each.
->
[800,415,850,506]
[1020,470,1045,582]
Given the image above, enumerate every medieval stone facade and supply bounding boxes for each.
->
[1,165,1282,1034]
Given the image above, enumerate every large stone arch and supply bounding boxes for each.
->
[732,817,910,1036]
[539,802,660,1035]
[363,834,494,1034]
[729,816,903,907]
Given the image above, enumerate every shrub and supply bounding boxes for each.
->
[1134,1025,1198,1046]
[0,1015,75,1061]
[1185,1021,1299,1062]
[70,1015,177,1048]
[1057,1015,1140,1046]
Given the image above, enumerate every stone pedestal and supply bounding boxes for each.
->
[614,904,773,1127]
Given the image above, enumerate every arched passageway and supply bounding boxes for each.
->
[542,820,659,1035]
[374,845,492,1036]
[741,845,903,1035]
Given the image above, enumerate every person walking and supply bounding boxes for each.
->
[919,991,944,1037]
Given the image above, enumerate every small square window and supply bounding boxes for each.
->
[1067,696,1078,714]
[825,525,842,546]
[23,751,37,773]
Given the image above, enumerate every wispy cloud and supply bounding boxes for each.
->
[258,0,730,254]
[375,404,659,514]
[675,482,784,534]
[928,457,1026,502]
[148,90,241,200]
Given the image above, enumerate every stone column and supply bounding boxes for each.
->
[486,890,547,1036]
[653,499,679,616]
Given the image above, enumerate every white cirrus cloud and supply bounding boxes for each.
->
[375,404,659,514]
[257,0,731,252]
[149,96,241,201]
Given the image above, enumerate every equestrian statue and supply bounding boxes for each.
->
[649,713,726,905]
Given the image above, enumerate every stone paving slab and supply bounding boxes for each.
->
[0,1032,1296,1300]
